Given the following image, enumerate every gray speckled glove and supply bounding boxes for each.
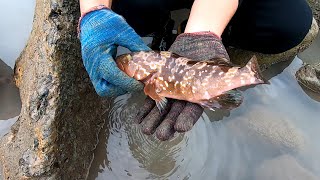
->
[136,32,231,141]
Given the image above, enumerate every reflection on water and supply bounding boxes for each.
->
[0,116,18,138]
[0,59,21,138]
[0,0,35,68]
[88,57,320,180]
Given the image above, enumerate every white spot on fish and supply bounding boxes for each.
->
[160,51,172,58]
[219,72,224,76]
[250,77,256,83]
[180,82,187,88]
[192,86,197,94]
[158,77,164,81]
[168,76,173,82]
[204,91,210,99]
[187,70,196,76]
[228,67,238,73]
[241,80,246,85]
[164,81,169,87]
[196,63,207,69]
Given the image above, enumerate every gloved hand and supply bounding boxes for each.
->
[135,32,230,141]
[79,7,151,97]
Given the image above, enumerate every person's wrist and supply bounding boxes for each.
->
[80,0,112,14]
[78,5,112,37]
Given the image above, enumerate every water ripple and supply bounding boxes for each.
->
[91,57,320,180]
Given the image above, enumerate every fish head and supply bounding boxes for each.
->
[116,54,136,78]
[116,52,158,82]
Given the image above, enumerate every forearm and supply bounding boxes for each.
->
[185,0,238,37]
[79,0,112,14]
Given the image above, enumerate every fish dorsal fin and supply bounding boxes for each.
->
[205,57,235,67]
[186,57,234,67]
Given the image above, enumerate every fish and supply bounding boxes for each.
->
[116,51,267,111]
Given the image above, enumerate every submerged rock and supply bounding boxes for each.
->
[0,1,109,179]
[254,155,318,180]
[226,105,306,153]
[227,18,319,71]
[296,63,320,93]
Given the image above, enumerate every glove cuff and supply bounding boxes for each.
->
[175,31,222,40]
[169,31,230,61]
[77,5,111,37]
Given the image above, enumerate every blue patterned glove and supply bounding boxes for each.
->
[79,7,151,97]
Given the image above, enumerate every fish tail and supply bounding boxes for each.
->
[244,55,269,85]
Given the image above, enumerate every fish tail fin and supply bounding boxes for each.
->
[200,90,243,110]
[156,97,168,113]
[244,55,269,85]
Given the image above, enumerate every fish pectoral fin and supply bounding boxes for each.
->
[155,97,168,113]
[199,90,243,111]
[143,83,168,113]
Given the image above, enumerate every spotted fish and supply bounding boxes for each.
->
[116,51,267,111]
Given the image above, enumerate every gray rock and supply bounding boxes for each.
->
[227,18,319,71]
[254,155,318,180]
[308,0,320,24]
[296,63,320,93]
[0,0,109,179]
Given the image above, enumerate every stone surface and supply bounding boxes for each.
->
[254,155,318,180]
[298,32,320,65]
[308,0,320,24]
[0,1,109,179]
[227,18,319,71]
[296,63,320,93]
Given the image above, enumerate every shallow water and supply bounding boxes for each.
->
[1,1,320,179]
[0,0,35,68]
[87,56,320,180]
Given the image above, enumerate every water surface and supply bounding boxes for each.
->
[0,0,35,68]
[88,56,320,180]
